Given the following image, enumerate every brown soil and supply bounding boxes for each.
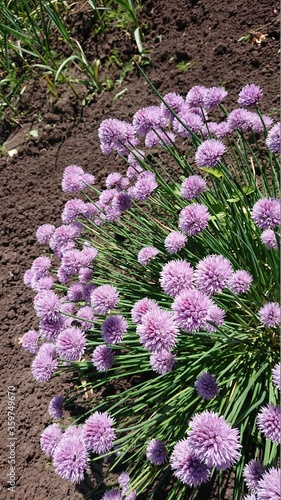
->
[0,1,279,499]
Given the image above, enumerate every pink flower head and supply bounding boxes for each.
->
[272,362,281,390]
[92,344,114,371]
[238,83,263,107]
[215,121,231,139]
[133,106,166,136]
[205,305,225,332]
[98,118,138,156]
[195,139,226,168]
[83,411,116,454]
[81,245,98,266]
[171,439,211,486]
[181,175,207,200]
[101,315,127,344]
[127,148,145,170]
[90,285,119,315]
[145,129,175,148]
[106,172,126,190]
[201,122,219,138]
[137,308,179,352]
[39,316,64,342]
[22,330,40,355]
[131,297,160,324]
[248,112,273,134]
[258,302,280,327]
[159,259,194,297]
[146,439,168,465]
[261,229,278,250]
[112,192,132,212]
[67,283,85,302]
[187,410,241,470]
[78,267,93,284]
[53,434,89,483]
[101,489,122,500]
[227,108,252,132]
[186,85,207,108]
[40,423,62,457]
[31,343,58,382]
[257,404,280,444]
[164,231,187,254]
[266,122,280,154]
[178,204,210,236]
[48,395,64,420]
[62,165,92,193]
[173,109,203,138]
[172,288,214,332]
[243,459,265,492]
[256,467,280,499]
[251,198,280,230]
[61,199,87,224]
[49,224,81,258]
[195,372,220,400]
[195,254,233,295]
[150,350,176,374]
[138,246,159,266]
[203,86,228,111]
[160,92,185,122]
[228,270,253,294]
[131,171,158,201]
[36,224,55,245]
[56,327,86,361]
[76,306,95,330]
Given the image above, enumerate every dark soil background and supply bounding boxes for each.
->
[0,0,279,498]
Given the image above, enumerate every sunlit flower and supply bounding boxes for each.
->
[257,404,280,444]
[171,439,211,486]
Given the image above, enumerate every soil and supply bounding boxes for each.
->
[0,0,279,499]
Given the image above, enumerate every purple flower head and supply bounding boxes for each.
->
[63,425,84,439]
[146,439,168,465]
[23,268,34,288]
[159,260,194,297]
[215,121,231,139]
[261,229,278,250]
[227,108,252,132]
[40,423,62,457]
[102,315,127,344]
[131,297,160,324]
[247,112,273,134]
[78,267,93,284]
[171,439,211,486]
[34,276,54,292]
[195,139,226,168]
[187,410,241,470]
[238,83,263,107]
[145,129,175,148]
[106,172,124,189]
[31,343,58,382]
[53,434,89,483]
[112,192,132,212]
[127,148,145,170]
[266,122,280,154]
[76,306,95,330]
[228,270,253,294]
[138,246,159,266]
[48,395,64,420]
[92,344,114,371]
[195,254,233,295]
[203,87,228,111]
[137,308,179,352]
[133,105,166,137]
[118,471,130,490]
[173,110,203,138]
[22,330,40,355]
[98,118,138,156]
[178,204,210,236]
[62,199,87,224]
[164,231,187,254]
[243,495,256,500]
[258,302,280,327]
[62,165,85,193]
[81,245,98,266]
[31,256,51,279]
[205,305,225,332]
[161,92,185,122]
[243,459,265,492]
[90,285,119,315]
[56,327,86,361]
[257,404,280,444]
[186,85,207,108]
[83,172,95,186]
[256,467,280,500]
[67,283,85,302]
[131,171,158,201]
[201,122,219,138]
[272,362,280,390]
[172,288,214,332]
[195,372,220,400]
[36,224,56,245]
[251,198,280,230]
[49,224,79,258]
[181,175,207,200]
[39,316,64,342]
[150,350,176,375]
[61,248,84,276]
[101,489,122,500]
[83,411,115,454]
